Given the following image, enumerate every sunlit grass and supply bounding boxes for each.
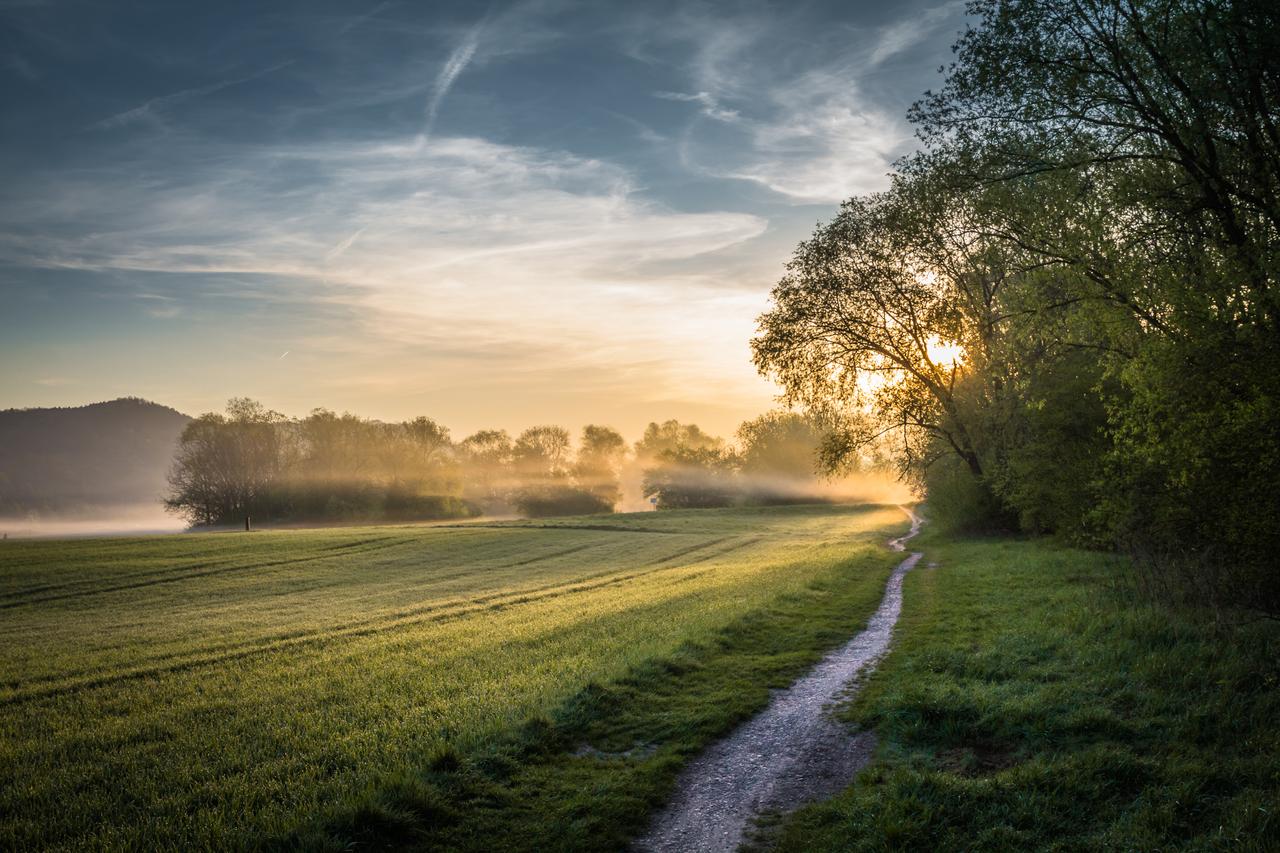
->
[0,503,906,849]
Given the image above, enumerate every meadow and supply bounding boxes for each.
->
[0,503,909,850]
[761,529,1280,851]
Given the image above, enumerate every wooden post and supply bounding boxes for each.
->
[245,515,251,532]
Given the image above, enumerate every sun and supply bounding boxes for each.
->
[926,336,966,368]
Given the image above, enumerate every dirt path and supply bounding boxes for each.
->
[635,506,923,853]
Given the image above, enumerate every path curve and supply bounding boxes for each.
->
[635,506,923,852]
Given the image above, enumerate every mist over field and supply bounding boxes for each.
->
[0,397,912,537]
[0,505,185,539]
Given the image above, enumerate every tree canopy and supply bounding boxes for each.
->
[754,0,1280,615]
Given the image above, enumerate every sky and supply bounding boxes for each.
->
[0,0,966,440]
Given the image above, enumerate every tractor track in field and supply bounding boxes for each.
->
[635,506,923,853]
[0,533,763,705]
[0,536,423,609]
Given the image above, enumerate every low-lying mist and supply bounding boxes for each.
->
[3,402,916,536]
[0,505,186,539]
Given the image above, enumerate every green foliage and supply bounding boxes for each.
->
[765,532,1280,851]
[920,456,1015,534]
[0,504,909,850]
[754,0,1280,613]
[1103,339,1280,613]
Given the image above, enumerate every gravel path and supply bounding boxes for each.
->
[635,506,923,852]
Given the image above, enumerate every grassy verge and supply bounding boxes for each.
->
[763,529,1280,851]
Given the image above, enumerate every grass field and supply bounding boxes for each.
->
[0,503,909,850]
[761,529,1280,851]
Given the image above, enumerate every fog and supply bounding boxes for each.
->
[0,505,187,540]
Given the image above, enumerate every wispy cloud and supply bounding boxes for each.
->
[642,5,962,204]
[655,90,739,123]
[339,0,397,35]
[424,23,481,137]
[133,292,181,318]
[325,226,367,262]
[865,1,961,68]
[92,60,294,130]
[0,131,772,407]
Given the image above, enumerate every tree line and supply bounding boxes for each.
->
[164,401,853,526]
[754,0,1278,615]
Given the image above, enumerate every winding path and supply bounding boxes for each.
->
[635,506,924,852]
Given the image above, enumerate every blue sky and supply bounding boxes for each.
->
[0,0,965,438]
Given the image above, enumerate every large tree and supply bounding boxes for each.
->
[165,398,289,525]
[752,175,1009,481]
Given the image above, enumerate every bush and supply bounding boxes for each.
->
[923,457,1016,534]
[512,484,614,518]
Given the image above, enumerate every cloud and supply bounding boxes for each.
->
[424,23,481,136]
[92,60,294,130]
[0,132,773,408]
[339,0,397,34]
[637,3,962,204]
[655,90,740,123]
[722,70,911,202]
[325,226,367,262]
[865,2,961,68]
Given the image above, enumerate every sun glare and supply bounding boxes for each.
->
[926,336,966,367]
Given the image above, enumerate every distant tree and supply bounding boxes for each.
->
[400,416,457,493]
[634,420,722,461]
[642,445,737,509]
[458,429,514,510]
[403,417,452,468]
[635,422,738,509]
[298,408,369,481]
[512,426,572,481]
[573,425,627,508]
[735,412,824,479]
[164,398,288,525]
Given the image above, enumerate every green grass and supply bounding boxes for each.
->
[762,528,1280,852]
[0,503,910,850]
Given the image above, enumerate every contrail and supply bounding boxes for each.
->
[94,60,295,130]
[326,226,367,261]
[424,24,482,138]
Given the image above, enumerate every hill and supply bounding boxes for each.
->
[0,398,190,516]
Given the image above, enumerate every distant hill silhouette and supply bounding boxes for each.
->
[0,398,190,515]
